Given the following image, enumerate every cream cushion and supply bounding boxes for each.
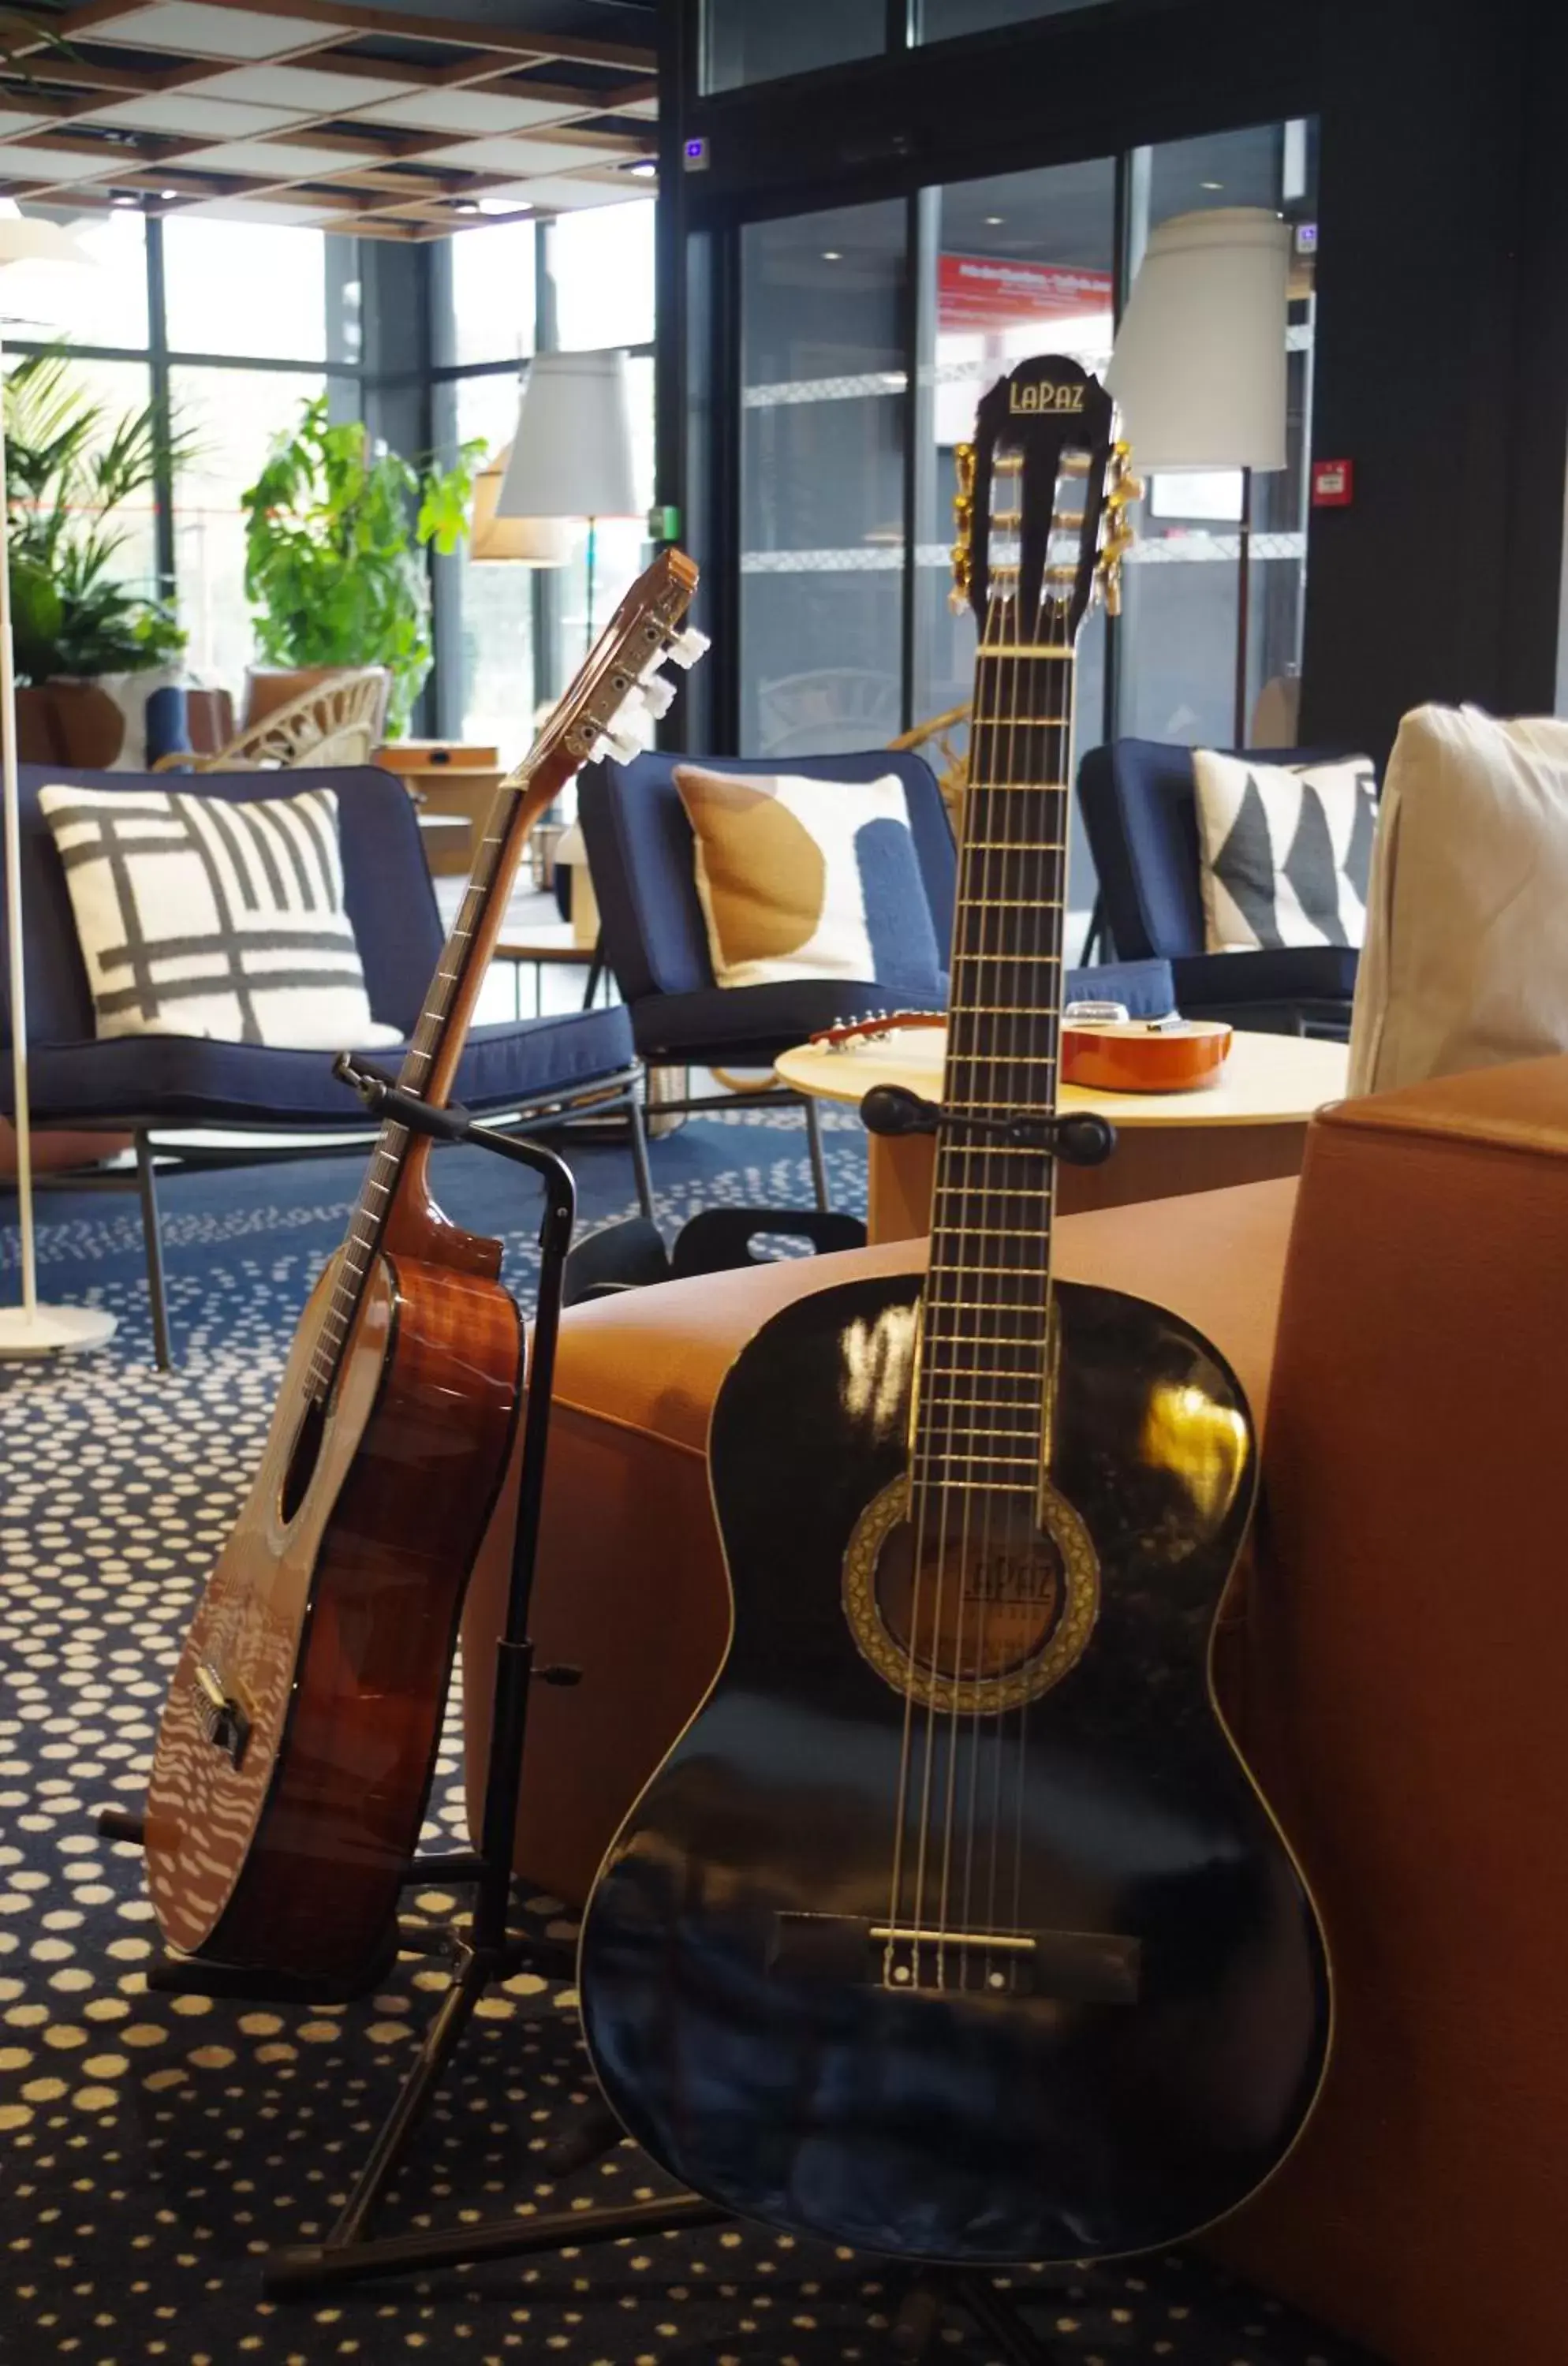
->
[1348,704,1568,1095]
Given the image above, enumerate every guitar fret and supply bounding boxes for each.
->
[913,1450,1040,1468]
[909,1478,1040,1494]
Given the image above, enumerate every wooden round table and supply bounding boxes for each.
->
[775,1025,1350,1242]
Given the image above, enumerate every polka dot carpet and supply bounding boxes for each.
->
[1,1114,1371,2365]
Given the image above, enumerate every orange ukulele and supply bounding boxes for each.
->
[142,551,703,1991]
[813,1007,1231,1091]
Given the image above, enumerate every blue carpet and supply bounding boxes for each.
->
[0,1112,1368,2366]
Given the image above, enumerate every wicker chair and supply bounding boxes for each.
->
[154,667,390,773]
[887,701,969,834]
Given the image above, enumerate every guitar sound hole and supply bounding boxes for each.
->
[874,1501,1064,1685]
[279,1395,327,1526]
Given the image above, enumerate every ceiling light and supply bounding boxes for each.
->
[624,160,656,178]
[822,249,842,261]
[110,192,138,207]
[985,214,1003,225]
[1200,180,1223,190]
[454,199,480,215]
[159,188,178,201]
[476,197,530,216]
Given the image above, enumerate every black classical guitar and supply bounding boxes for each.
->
[578,357,1330,2265]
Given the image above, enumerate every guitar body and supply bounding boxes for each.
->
[145,1245,521,1987]
[581,1271,1331,2263]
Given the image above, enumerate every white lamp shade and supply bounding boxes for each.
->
[1107,206,1290,472]
[0,202,88,270]
[469,445,569,564]
[495,349,639,521]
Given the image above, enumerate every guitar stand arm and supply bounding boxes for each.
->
[859,1083,1117,1166]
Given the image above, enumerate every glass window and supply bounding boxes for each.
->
[163,218,333,360]
[169,365,337,689]
[5,353,159,603]
[917,0,1111,34]
[451,369,536,752]
[704,0,887,92]
[12,206,148,350]
[450,218,536,368]
[740,202,908,756]
[551,201,655,352]
[1116,122,1316,748]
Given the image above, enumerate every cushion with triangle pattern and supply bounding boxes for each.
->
[1191,748,1378,953]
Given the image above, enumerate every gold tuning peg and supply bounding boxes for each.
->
[950,441,976,610]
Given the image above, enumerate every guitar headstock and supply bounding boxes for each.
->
[949,355,1139,640]
[534,547,707,780]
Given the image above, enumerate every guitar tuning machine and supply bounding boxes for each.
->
[666,627,710,670]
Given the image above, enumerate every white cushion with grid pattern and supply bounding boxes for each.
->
[37,782,401,1051]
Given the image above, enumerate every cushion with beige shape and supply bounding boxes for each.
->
[1348,703,1568,1095]
[674,763,943,1001]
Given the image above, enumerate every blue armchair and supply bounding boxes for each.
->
[579,746,1176,1207]
[2,763,648,1366]
[1078,738,1364,1037]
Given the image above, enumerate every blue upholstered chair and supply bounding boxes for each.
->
[1077,739,1363,1037]
[579,747,1176,1207]
[1,763,647,1366]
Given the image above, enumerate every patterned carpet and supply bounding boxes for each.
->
[0,1111,1368,2366]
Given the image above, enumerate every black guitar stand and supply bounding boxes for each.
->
[99,1065,1073,2360]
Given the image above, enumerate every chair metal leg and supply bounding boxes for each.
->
[627,1086,655,1219]
[804,1095,831,1212]
[134,1131,174,1370]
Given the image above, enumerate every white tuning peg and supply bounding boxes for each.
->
[666,627,710,670]
[595,722,646,765]
[640,671,677,719]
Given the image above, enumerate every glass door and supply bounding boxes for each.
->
[739,201,909,757]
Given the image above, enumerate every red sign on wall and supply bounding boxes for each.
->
[1311,457,1354,506]
[938,253,1113,330]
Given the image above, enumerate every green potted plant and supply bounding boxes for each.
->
[5,349,191,765]
[241,395,482,741]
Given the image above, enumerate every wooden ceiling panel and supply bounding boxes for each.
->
[0,0,657,232]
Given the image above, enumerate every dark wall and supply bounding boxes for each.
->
[663,0,1566,764]
[1299,0,1537,757]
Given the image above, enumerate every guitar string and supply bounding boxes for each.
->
[902,565,1005,1991]
[932,558,1017,1989]
[1006,500,1079,1974]
[882,575,1000,1991]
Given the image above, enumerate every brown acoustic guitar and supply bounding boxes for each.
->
[812,1007,1233,1092]
[142,550,702,1991]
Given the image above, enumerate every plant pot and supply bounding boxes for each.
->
[12,681,126,767]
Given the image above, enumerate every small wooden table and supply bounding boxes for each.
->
[775,1025,1350,1244]
[376,742,506,876]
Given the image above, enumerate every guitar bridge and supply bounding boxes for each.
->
[192,1663,250,1771]
[769,1912,1140,2002]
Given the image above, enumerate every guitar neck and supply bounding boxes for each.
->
[913,627,1075,1498]
[304,756,548,1405]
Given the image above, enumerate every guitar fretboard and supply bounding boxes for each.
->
[912,620,1073,1506]
[304,775,525,1403]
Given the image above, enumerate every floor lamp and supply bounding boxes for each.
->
[1107,207,1291,747]
[493,351,639,664]
[0,210,116,1360]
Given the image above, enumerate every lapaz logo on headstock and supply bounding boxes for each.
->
[950,354,1137,638]
[1008,379,1085,415]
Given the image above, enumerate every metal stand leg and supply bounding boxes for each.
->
[134,1130,173,1370]
[627,1084,654,1219]
[804,1094,831,1211]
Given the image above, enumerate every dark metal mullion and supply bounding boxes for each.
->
[144,218,175,603]
[714,222,742,752]
[1103,146,1130,750]
[901,185,938,734]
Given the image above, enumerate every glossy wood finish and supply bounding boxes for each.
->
[1062,1020,1234,1095]
[145,1252,521,1986]
[581,1271,1331,2264]
[143,550,701,1984]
